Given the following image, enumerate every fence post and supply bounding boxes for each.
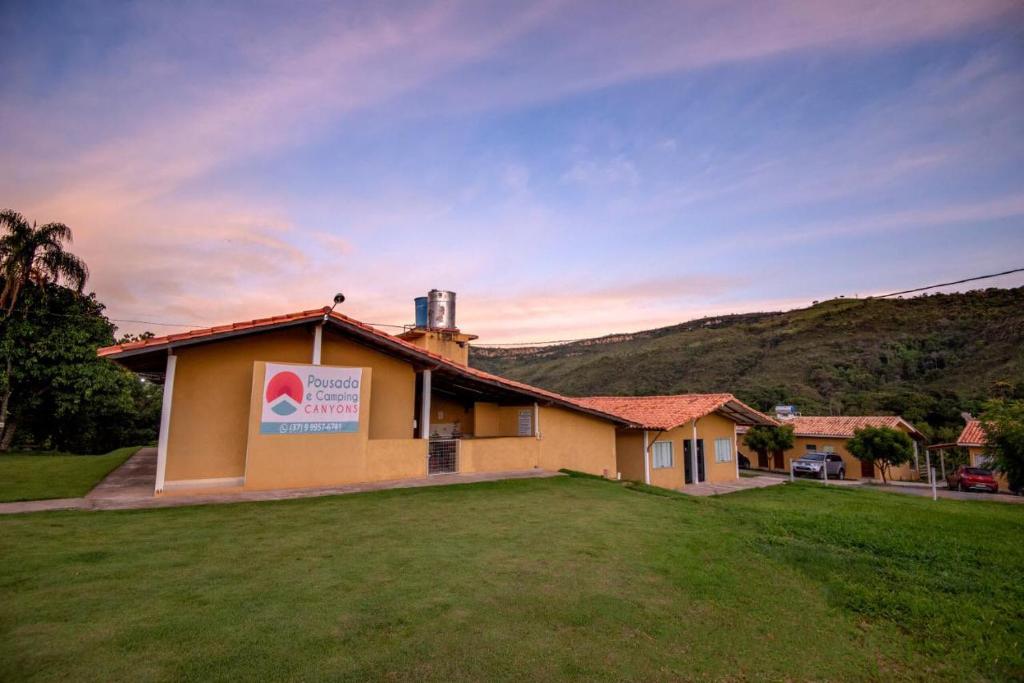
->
[822,459,828,485]
[789,461,794,483]
[931,467,937,501]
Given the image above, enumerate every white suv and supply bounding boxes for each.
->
[792,452,846,479]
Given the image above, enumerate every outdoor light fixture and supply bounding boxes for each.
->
[322,292,346,322]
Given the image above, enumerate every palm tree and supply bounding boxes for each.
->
[0,209,89,315]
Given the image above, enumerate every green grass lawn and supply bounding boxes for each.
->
[0,447,141,502]
[1,477,1021,681]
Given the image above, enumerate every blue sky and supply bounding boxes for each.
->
[2,0,1023,342]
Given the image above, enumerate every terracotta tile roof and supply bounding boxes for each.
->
[573,394,776,431]
[98,308,331,357]
[787,415,923,439]
[97,307,630,425]
[957,420,987,447]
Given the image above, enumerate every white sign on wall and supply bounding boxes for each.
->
[259,363,362,435]
[517,408,533,437]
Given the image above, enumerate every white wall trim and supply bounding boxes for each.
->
[643,430,651,485]
[691,419,700,484]
[312,323,323,365]
[420,369,432,439]
[163,477,245,490]
[154,352,177,494]
[734,424,740,480]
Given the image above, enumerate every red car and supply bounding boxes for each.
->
[947,466,999,493]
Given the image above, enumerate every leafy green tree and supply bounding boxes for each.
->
[847,425,914,483]
[979,399,1024,494]
[0,209,88,315]
[0,280,159,452]
[744,424,795,470]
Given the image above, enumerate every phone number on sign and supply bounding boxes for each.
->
[263,421,358,435]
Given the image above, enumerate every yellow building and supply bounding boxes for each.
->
[957,420,1011,491]
[98,307,631,496]
[574,394,777,489]
[739,415,925,481]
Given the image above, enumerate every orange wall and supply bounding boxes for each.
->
[245,362,370,489]
[473,402,500,436]
[241,363,428,490]
[615,430,644,481]
[617,412,741,489]
[461,437,539,473]
[499,406,533,436]
[472,402,533,437]
[159,322,618,490]
[430,395,475,435]
[741,425,922,481]
[165,325,417,484]
[320,329,415,439]
[165,326,312,482]
[537,406,617,476]
[463,406,616,476]
[402,331,472,365]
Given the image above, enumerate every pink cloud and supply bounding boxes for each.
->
[2,0,1019,346]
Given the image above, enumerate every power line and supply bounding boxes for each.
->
[25,266,1023,340]
[477,267,1024,349]
[474,337,602,348]
[15,310,408,331]
[870,267,1024,299]
[110,317,209,327]
[109,317,408,331]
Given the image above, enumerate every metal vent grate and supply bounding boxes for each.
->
[428,438,459,475]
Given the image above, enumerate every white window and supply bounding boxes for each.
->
[652,441,673,469]
[823,445,835,454]
[714,437,733,463]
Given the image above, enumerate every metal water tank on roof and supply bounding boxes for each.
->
[427,290,456,330]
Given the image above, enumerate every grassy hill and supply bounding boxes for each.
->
[471,287,1024,441]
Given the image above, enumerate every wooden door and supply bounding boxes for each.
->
[697,440,705,482]
[684,440,693,484]
[860,459,875,478]
[772,450,784,470]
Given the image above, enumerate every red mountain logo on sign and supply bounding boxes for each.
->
[265,370,303,416]
[259,363,362,435]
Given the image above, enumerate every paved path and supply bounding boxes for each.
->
[85,447,158,502]
[0,448,159,514]
[0,449,564,514]
[0,498,90,513]
[745,468,866,486]
[681,474,787,496]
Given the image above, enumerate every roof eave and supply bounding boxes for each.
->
[98,309,631,427]
[98,315,322,360]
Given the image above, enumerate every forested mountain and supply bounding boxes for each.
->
[470,288,1024,442]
